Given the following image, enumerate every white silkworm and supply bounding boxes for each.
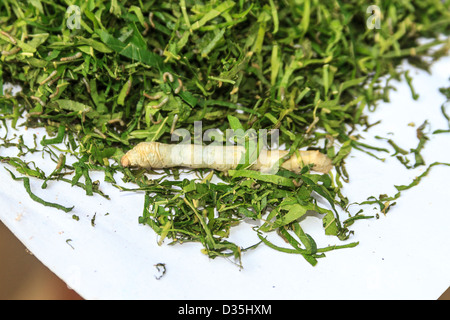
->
[163,72,174,83]
[94,128,107,139]
[1,30,16,44]
[47,76,60,86]
[280,87,286,101]
[121,142,333,174]
[30,96,46,107]
[174,78,183,94]
[149,12,155,28]
[149,114,162,125]
[60,52,82,62]
[153,96,169,109]
[125,79,132,96]
[142,21,150,35]
[49,86,60,99]
[108,118,126,126]
[40,70,58,86]
[82,77,91,93]
[143,92,162,100]
[170,114,179,134]
[26,111,43,117]
[1,47,21,56]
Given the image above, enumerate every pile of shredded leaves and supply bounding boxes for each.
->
[1,0,449,267]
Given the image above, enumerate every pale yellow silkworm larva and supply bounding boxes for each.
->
[148,12,155,28]
[1,47,21,56]
[174,78,183,94]
[82,77,91,93]
[39,70,58,86]
[143,92,162,100]
[125,79,132,96]
[163,72,174,83]
[49,86,60,99]
[60,52,82,62]
[0,30,17,44]
[121,142,333,174]
[149,114,162,125]
[153,96,169,109]
[142,21,150,36]
[30,96,46,107]
[108,118,126,126]
[47,76,60,86]
[170,114,179,134]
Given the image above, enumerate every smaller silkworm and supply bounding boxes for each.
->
[153,96,169,109]
[0,30,16,44]
[125,79,132,96]
[153,48,164,56]
[149,114,162,125]
[279,87,286,101]
[82,77,91,94]
[47,76,60,87]
[1,47,21,56]
[174,78,183,94]
[60,52,82,62]
[170,114,179,134]
[26,111,43,118]
[94,128,107,139]
[108,118,126,126]
[149,12,155,28]
[143,92,162,100]
[39,70,58,86]
[142,22,149,36]
[30,96,46,107]
[163,72,174,83]
[292,179,301,187]
[49,86,60,99]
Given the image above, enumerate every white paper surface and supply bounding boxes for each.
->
[1,57,449,300]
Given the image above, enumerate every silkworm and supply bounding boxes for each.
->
[149,12,155,28]
[279,87,286,101]
[47,76,60,87]
[26,111,43,117]
[142,22,150,36]
[163,72,174,83]
[49,86,60,99]
[120,142,333,174]
[93,128,107,139]
[108,118,126,126]
[82,77,91,93]
[170,114,179,134]
[125,79,132,96]
[60,52,82,62]
[148,114,162,125]
[1,30,17,44]
[292,179,302,187]
[174,78,183,94]
[30,96,46,107]
[153,47,164,56]
[153,96,169,109]
[143,92,162,100]
[230,87,239,95]
[39,70,58,86]
[1,47,21,56]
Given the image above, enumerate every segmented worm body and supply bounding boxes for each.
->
[40,70,58,86]
[121,142,333,174]
[60,52,82,61]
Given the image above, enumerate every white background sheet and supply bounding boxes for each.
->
[1,56,449,300]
